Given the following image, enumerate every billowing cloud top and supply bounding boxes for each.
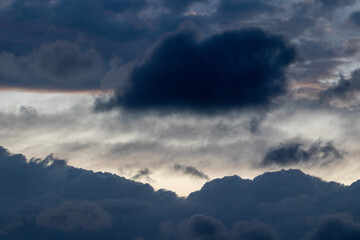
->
[1,147,360,240]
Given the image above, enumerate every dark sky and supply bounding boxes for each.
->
[1,0,360,239]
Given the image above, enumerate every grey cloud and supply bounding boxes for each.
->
[294,0,355,16]
[162,0,208,13]
[173,164,210,180]
[320,68,360,107]
[36,41,103,79]
[298,39,360,61]
[0,40,104,90]
[316,0,356,11]
[291,60,344,84]
[132,168,152,180]
[216,0,282,21]
[261,140,344,166]
[247,112,267,134]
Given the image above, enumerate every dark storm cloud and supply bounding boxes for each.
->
[261,140,344,166]
[3,146,360,239]
[97,28,296,113]
[320,68,360,106]
[173,164,210,180]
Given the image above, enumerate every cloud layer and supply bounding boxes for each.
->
[0,0,359,97]
[1,147,360,239]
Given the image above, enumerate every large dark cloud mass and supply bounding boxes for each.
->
[0,0,358,92]
[2,147,360,240]
[98,28,296,112]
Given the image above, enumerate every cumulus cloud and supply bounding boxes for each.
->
[2,147,360,239]
[261,140,344,166]
[97,28,296,113]
[173,164,210,180]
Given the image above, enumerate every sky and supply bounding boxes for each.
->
[2,0,360,239]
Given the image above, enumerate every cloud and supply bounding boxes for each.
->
[36,201,111,231]
[316,0,356,11]
[132,168,152,180]
[162,0,208,13]
[320,69,360,108]
[169,215,278,240]
[216,0,282,20]
[97,28,296,113]
[0,40,104,90]
[0,0,358,94]
[173,164,210,180]
[261,140,344,166]
[304,214,360,240]
[3,146,360,239]
[298,39,360,61]
[348,10,360,28]
[177,215,228,240]
[3,0,149,41]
